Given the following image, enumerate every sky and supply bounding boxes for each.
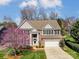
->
[0,0,79,24]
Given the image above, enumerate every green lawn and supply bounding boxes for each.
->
[64,34,75,42]
[0,48,46,59]
[64,46,79,59]
[0,50,5,59]
[21,50,46,59]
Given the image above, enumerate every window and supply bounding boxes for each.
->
[54,30,60,34]
[51,30,53,34]
[32,34,37,38]
[43,30,53,35]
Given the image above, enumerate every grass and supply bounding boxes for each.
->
[64,34,75,42]
[0,48,12,59]
[64,46,79,59]
[0,48,46,59]
[21,50,46,59]
[0,50,5,59]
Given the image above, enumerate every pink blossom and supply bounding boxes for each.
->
[1,28,30,49]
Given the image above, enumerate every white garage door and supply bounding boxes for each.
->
[45,39,59,47]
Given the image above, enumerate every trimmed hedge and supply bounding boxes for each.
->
[65,40,79,53]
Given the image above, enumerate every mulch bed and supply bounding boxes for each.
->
[8,55,22,59]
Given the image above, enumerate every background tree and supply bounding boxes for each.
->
[49,11,58,20]
[21,6,59,20]
[21,7,36,20]
[57,18,65,35]
[71,20,79,42]
[3,16,17,28]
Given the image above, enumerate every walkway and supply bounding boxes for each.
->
[45,47,73,59]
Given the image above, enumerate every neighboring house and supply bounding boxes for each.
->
[18,20,63,47]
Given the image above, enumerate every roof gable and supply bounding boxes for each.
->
[44,24,52,29]
[20,22,33,29]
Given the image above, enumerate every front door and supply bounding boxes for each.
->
[32,34,38,45]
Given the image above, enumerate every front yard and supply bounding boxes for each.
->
[0,48,46,59]
[21,50,46,59]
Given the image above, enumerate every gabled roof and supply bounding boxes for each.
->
[20,21,33,29]
[19,20,61,30]
[43,24,52,29]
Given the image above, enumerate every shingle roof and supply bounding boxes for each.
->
[19,20,61,30]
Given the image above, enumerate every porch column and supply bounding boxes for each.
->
[30,33,32,46]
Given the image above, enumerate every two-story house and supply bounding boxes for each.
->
[18,20,63,47]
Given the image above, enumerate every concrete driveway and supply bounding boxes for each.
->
[45,47,74,59]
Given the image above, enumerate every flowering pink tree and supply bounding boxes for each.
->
[1,28,30,49]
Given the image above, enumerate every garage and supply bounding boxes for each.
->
[45,39,59,47]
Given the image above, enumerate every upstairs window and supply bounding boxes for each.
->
[54,30,60,34]
[43,30,53,35]
[43,30,60,35]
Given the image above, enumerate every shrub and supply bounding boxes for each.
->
[59,39,65,48]
[65,40,79,53]
[41,45,44,48]
[8,50,15,56]
[39,45,44,48]
[36,46,39,48]
[7,48,22,56]
[15,49,21,55]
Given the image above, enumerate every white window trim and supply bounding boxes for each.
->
[42,29,53,35]
[42,29,61,35]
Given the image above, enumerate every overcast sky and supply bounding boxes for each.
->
[0,0,79,24]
